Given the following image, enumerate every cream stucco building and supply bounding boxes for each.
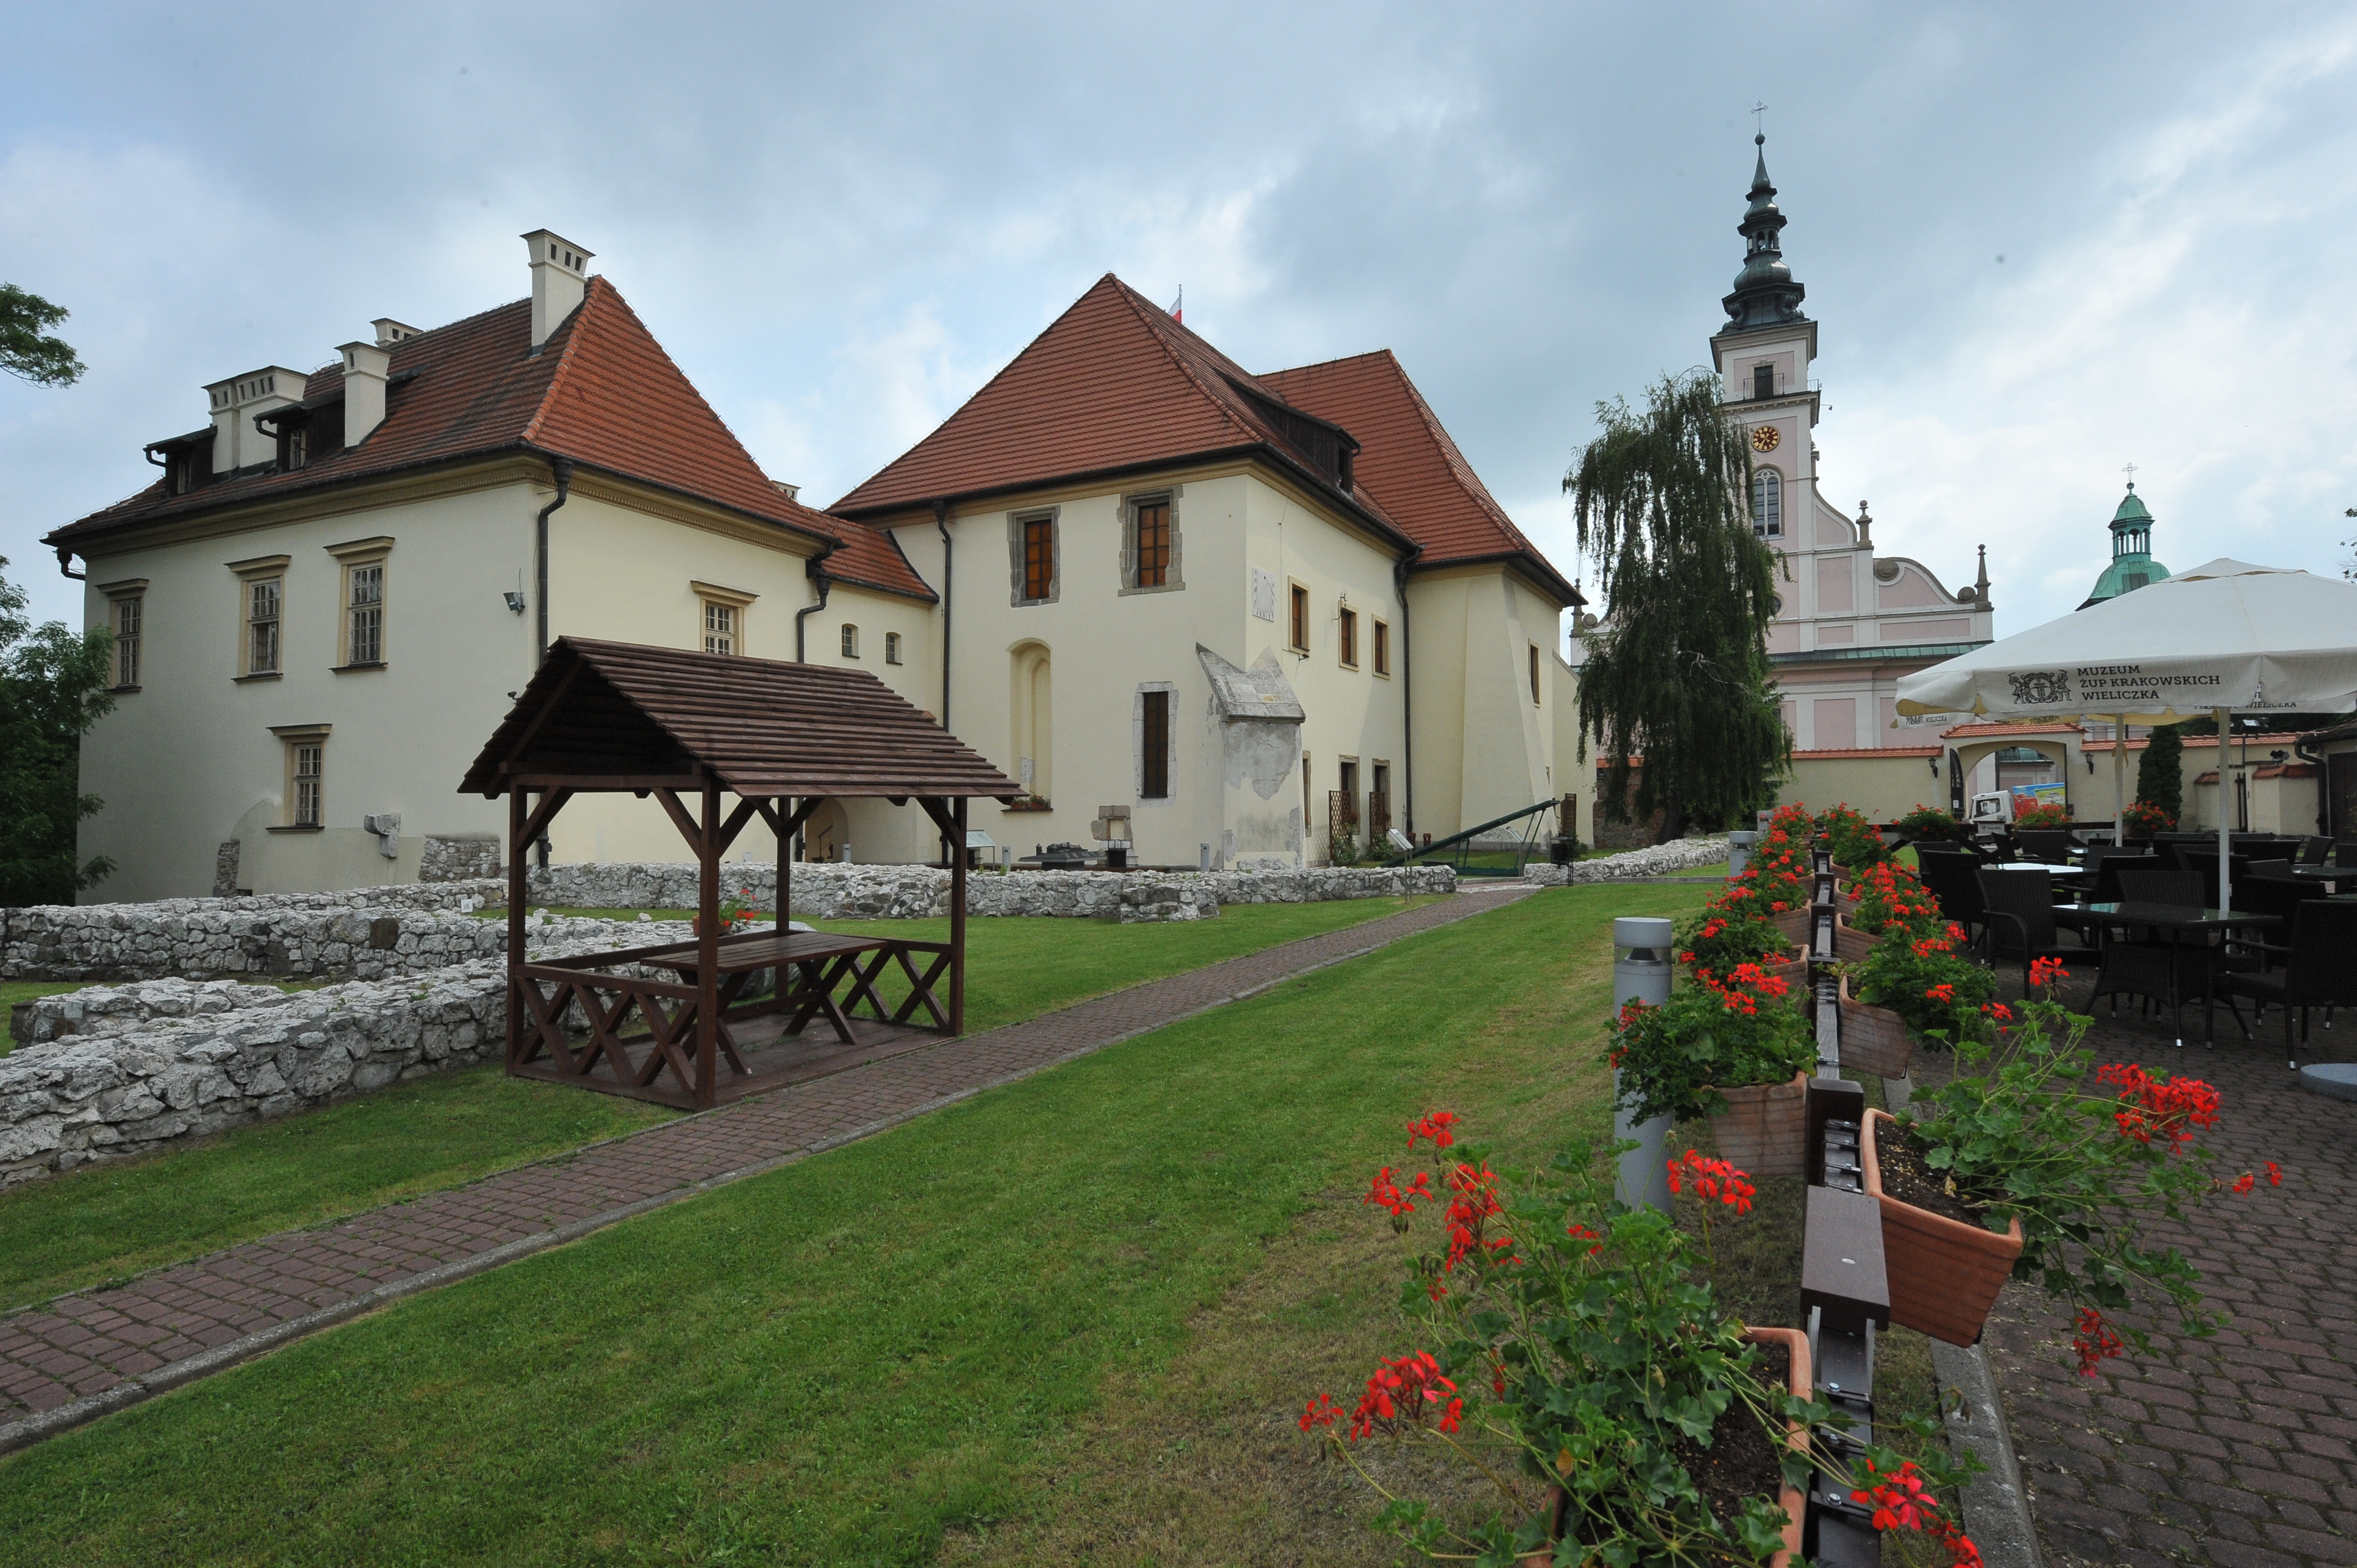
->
[49,240,1587,900]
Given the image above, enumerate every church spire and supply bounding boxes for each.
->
[1719,133,1809,334]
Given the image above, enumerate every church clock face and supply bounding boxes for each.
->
[1751,425,1781,453]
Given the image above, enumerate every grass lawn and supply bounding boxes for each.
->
[0,881,1740,1567]
[0,899,1418,1316]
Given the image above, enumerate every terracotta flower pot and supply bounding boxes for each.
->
[1835,976,1914,1079]
[1862,1109,2026,1346]
[1515,1327,1809,1568]
[1706,1070,1810,1177]
[1768,907,1814,950]
[1829,914,1875,964]
[1755,955,1812,1017]
[1743,1324,1813,1568]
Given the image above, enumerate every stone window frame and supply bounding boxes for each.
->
[1008,507,1061,606]
[1134,681,1177,806]
[99,577,148,692]
[269,722,331,832]
[692,579,756,657]
[229,553,291,681]
[1337,604,1360,670]
[1287,579,1311,655]
[1371,616,1391,678]
[327,535,394,672]
[884,631,903,665]
[840,622,861,659]
[1118,486,1185,597]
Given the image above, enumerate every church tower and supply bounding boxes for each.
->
[2077,483,2171,609]
[1710,135,1994,761]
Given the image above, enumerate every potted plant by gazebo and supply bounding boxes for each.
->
[1897,803,1967,844]
[1609,961,1818,1177]
[2121,799,2174,843]
[1301,1118,1982,1566]
[1866,962,2277,1363]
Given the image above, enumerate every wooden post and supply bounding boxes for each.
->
[777,796,792,932]
[506,787,529,1070]
[950,796,967,1034]
[697,778,720,1108]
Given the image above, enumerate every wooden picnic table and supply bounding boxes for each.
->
[641,929,950,1051]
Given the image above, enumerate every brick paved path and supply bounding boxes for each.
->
[0,886,1530,1447]
[1975,978,2357,1568]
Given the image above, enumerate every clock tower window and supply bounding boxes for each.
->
[1750,470,1783,538]
[1752,362,1774,400]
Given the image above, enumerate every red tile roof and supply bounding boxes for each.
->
[1257,351,1578,605]
[1939,723,2086,740]
[830,274,1414,553]
[1791,746,1942,760]
[49,281,930,601]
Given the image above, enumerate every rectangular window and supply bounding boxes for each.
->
[1338,607,1358,669]
[290,741,323,826]
[1023,516,1055,601]
[248,579,282,674]
[345,562,383,665]
[885,631,903,664]
[1372,618,1390,677]
[1752,362,1774,400]
[1529,644,1542,705]
[704,601,737,656]
[1141,690,1170,799]
[114,595,143,688]
[282,424,308,471]
[1290,583,1310,653]
[840,623,860,659]
[1135,499,1171,589]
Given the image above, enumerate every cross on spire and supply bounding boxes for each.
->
[1752,101,1768,139]
[2122,462,2138,489]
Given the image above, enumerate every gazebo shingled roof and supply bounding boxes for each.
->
[462,637,1021,800]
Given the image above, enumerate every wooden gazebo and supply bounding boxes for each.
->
[460,637,1020,1109]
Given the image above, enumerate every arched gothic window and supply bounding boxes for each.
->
[1750,469,1782,538]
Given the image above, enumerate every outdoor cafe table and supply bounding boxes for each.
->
[640,929,909,1056]
[2076,901,2284,1049]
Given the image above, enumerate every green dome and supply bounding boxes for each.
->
[2079,483,2169,609]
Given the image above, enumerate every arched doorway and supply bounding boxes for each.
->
[1011,641,1052,803]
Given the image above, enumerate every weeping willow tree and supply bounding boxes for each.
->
[1565,370,1788,842]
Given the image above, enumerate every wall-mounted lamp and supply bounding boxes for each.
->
[504,590,527,614]
[2085,751,2095,774]
[1928,755,1940,776]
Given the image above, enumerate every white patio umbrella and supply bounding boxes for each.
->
[1895,559,2357,914]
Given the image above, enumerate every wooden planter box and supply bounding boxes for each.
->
[1517,1326,1809,1568]
[1862,1109,2026,1346]
[1836,976,1915,1079]
[1707,1070,1810,1177]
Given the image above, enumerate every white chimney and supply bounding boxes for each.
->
[522,229,593,351]
[339,342,392,447]
[372,318,422,347]
[203,367,308,474]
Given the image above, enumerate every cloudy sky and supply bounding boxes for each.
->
[5,2,2353,638]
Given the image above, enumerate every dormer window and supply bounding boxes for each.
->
[1752,363,1774,400]
[170,448,202,494]
[281,422,307,471]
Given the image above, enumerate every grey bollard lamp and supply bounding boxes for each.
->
[1726,830,1756,880]
[1612,916,1675,1213]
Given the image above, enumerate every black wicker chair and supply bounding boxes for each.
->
[1977,867,2099,994]
[2015,829,2073,865]
[2223,901,2357,1069]
[1915,847,1988,945]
